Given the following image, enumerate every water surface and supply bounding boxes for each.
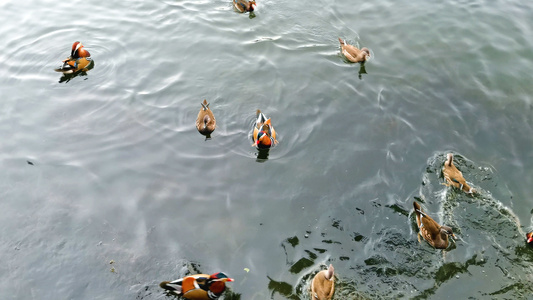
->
[1,0,533,299]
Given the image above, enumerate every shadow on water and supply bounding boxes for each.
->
[255,148,270,163]
[57,60,95,83]
[358,63,367,80]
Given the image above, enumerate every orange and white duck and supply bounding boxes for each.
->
[527,232,533,247]
[252,109,278,149]
[55,41,92,74]
[442,153,475,194]
[233,0,256,13]
[160,272,234,300]
[413,201,456,249]
[196,99,216,139]
[338,38,370,63]
[311,264,335,300]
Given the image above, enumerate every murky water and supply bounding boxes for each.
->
[1,0,533,299]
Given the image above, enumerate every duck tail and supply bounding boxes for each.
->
[201,99,210,111]
[338,37,345,45]
[413,201,422,213]
[256,109,262,117]
[160,279,184,294]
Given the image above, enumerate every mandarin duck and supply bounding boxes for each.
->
[311,264,335,300]
[252,109,278,149]
[527,232,533,247]
[338,38,370,63]
[413,201,456,249]
[233,0,256,13]
[55,41,92,74]
[160,272,234,300]
[442,153,475,194]
[196,99,216,139]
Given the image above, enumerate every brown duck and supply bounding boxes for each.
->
[338,38,370,63]
[311,264,335,300]
[233,0,256,13]
[413,201,456,249]
[196,99,216,139]
[443,153,475,194]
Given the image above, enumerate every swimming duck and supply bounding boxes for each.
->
[338,38,370,63]
[527,232,533,246]
[252,110,278,149]
[160,272,234,300]
[442,153,475,194]
[413,201,456,249]
[233,0,256,12]
[196,99,216,139]
[55,41,92,74]
[311,264,335,300]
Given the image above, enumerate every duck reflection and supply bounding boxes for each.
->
[255,148,270,162]
[358,62,367,80]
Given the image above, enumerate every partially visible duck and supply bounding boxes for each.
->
[252,110,278,149]
[527,232,533,247]
[338,38,370,63]
[55,41,92,73]
[413,201,456,249]
[443,153,475,194]
[196,99,216,139]
[311,264,335,300]
[233,0,256,13]
[160,272,234,300]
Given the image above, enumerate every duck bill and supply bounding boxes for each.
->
[527,236,533,243]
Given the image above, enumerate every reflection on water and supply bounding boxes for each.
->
[255,148,269,162]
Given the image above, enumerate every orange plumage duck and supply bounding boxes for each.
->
[442,153,475,194]
[233,0,256,12]
[196,99,216,139]
[413,201,456,249]
[311,264,335,300]
[252,109,278,149]
[527,232,533,247]
[55,41,92,73]
[338,38,370,63]
[160,272,234,300]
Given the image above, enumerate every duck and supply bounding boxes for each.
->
[233,0,256,13]
[252,110,278,149]
[338,38,370,63]
[442,153,475,194]
[527,232,533,247]
[160,272,234,300]
[196,99,216,139]
[55,41,92,74]
[311,264,335,300]
[413,201,456,249]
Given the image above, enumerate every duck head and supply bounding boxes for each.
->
[361,47,370,61]
[209,272,234,294]
[249,0,256,11]
[71,41,90,58]
[440,225,456,240]
[527,232,533,246]
[446,153,454,167]
[256,130,272,148]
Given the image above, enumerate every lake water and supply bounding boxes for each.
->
[1,0,533,299]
